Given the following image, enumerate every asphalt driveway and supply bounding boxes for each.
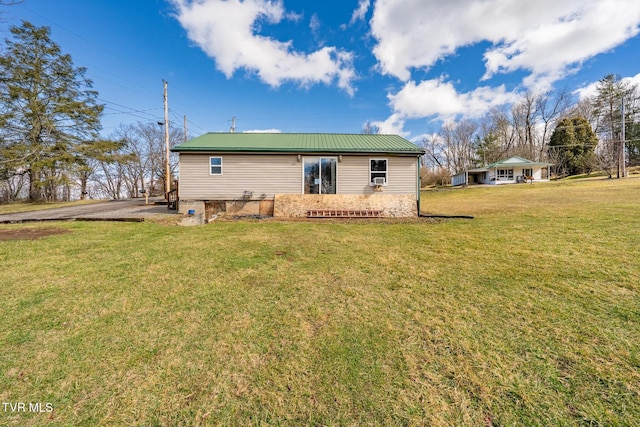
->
[0,198,177,223]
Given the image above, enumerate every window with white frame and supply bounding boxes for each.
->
[497,169,513,180]
[522,168,533,178]
[210,157,222,175]
[370,158,388,185]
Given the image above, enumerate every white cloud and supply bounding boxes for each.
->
[373,78,518,135]
[574,81,600,101]
[388,79,518,120]
[349,0,370,25]
[624,73,640,89]
[370,0,640,135]
[371,0,640,88]
[372,113,407,136]
[575,72,640,100]
[243,129,282,133]
[171,0,356,94]
[309,13,321,33]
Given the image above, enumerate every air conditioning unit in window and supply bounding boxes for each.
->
[373,177,386,185]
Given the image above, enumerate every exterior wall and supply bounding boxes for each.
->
[532,168,548,181]
[491,167,549,184]
[452,172,467,186]
[273,194,418,217]
[178,199,273,217]
[337,156,418,195]
[178,154,300,200]
[178,153,419,200]
[179,199,206,219]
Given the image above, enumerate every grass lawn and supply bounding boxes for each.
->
[1,178,639,425]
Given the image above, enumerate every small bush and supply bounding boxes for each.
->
[421,168,451,187]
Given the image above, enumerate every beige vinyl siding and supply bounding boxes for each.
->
[179,154,301,200]
[178,153,418,199]
[337,156,417,195]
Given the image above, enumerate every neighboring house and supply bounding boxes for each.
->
[171,133,425,219]
[452,156,553,186]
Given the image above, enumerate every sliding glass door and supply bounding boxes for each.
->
[303,157,336,194]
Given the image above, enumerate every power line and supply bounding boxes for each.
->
[186,117,207,134]
[169,109,207,135]
[19,5,211,135]
[22,5,161,81]
[98,98,162,123]
[102,107,160,117]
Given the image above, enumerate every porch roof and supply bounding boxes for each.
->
[485,156,553,168]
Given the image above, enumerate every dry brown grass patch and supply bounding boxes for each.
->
[0,227,71,241]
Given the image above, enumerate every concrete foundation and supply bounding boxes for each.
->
[180,194,417,218]
[179,200,205,216]
[179,213,205,226]
[273,194,418,218]
[179,199,275,218]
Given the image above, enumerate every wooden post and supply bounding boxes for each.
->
[621,97,626,178]
[163,80,170,199]
[184,115,188,143]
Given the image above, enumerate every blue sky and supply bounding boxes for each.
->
[3,0,640,141]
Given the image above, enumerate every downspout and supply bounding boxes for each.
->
[416,155,421,215]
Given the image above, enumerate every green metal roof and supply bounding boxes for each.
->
[171,133,425,155]
[485,156,553,168]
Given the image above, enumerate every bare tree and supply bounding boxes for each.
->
[421,134,446,170]
[451,119,478,173]
[536,88,572,160]
[423,120,479,174]
[362,121,380,134]
[106,122,181,198]
[511,92,541,159]
[595,140,618,179]
[568,97,598,128]
[476,107,515,164]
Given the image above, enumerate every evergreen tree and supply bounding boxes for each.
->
[549,116,598,176]
[591,74,639,177]
[627,121,640,166]
[0,21,103,201]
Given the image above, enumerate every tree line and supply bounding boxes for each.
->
[420,76,640,183]
[0,21,181,203]
[3,21,639,202]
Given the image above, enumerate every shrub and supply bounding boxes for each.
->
[421,168,451,187]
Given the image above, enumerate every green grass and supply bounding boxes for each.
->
[1,178,639,425]
[0,199,104,215]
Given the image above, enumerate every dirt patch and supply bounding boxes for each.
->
[0,227,72,241]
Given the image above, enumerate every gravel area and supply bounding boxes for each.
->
[0,198,178,223]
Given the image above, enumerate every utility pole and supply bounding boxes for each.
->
[621,97,626,178]
[163,80,170,199]
[184,115,188,143]
[229,116,236,133]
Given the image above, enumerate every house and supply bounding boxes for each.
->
[171,133,425,219]
[452,156,553,186]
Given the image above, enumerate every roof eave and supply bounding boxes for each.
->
[172,147,425,155]
[486,162,554,168]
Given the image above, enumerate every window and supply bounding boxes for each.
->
[522,168,533,178]
[210,157,222,175]
[303,157,336,194]
[497,169,513,180]
[370,159,388,185]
